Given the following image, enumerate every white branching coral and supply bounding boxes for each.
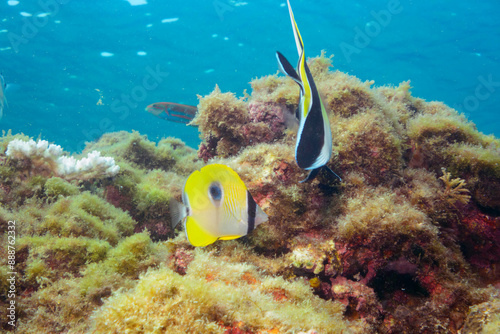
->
[5,138,63,160]
[6,139,120,180]
[57,151,120,179]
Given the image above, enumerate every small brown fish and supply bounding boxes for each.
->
[146,102,197,124]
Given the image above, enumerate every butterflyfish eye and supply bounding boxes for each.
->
[209,183,222,200]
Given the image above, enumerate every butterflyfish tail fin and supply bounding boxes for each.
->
[185,216,218,247]
[169,198,187,228]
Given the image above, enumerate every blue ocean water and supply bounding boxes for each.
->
[0,0,499,152]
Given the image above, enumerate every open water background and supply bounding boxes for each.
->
[0,0,498,152]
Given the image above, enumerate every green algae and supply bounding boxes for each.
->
[19,235,111,282]
[39,192,135,245]
[13,232,161,333]
[44,176,79,198]
[84,130,202,176]
[91,249,353,334]
[134,169,175,213]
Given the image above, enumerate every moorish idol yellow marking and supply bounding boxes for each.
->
[276,0,341,183]
[170,164,268,247]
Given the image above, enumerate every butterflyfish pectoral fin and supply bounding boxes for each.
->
[185,216,218,247]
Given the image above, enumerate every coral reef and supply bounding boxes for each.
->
[1,52,500,333]
[91,250,353,333]
[438,167,471,206]
[192,85,291,162]
[461,298,500,334]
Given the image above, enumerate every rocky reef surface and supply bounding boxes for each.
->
[1,53,500,333]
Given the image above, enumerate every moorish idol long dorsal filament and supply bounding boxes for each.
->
[276,0,341,183]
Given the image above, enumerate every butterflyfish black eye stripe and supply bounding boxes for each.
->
[247,190,257,234]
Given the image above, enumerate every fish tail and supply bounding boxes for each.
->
[324,165,342,182]
[169,198,187,228]
[299,168,321,183]
[299,166,342,183]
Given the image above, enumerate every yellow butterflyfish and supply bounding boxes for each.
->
[170,164,268,247]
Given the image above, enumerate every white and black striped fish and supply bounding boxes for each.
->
[276,0,341,183]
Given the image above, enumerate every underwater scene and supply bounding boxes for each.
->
[1,0,500,333]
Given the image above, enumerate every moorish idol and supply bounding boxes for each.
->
[170,164,268,247]
[146,102,197,124]
[276,0,341,183]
